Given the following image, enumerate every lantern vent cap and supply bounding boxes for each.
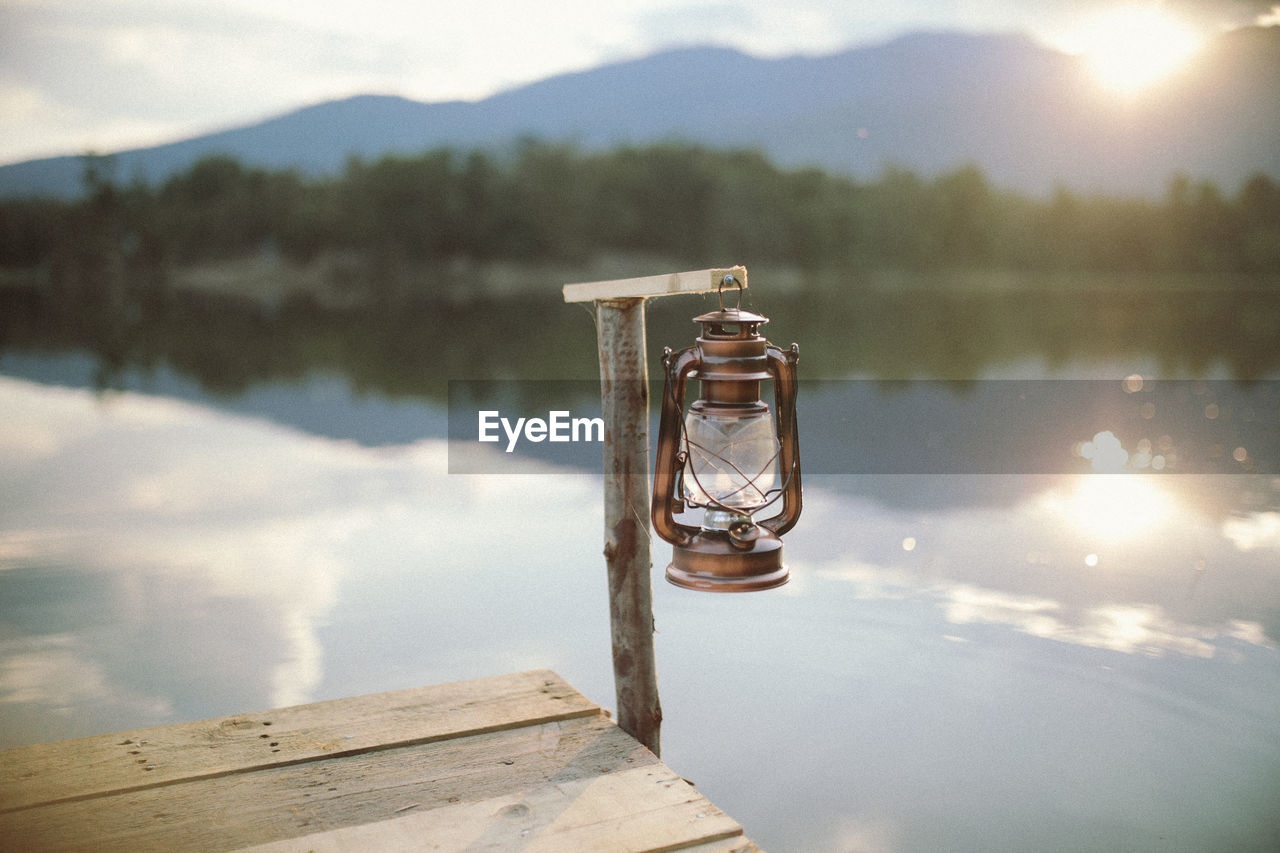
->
[692,308,770,340]
[693,308,768,325]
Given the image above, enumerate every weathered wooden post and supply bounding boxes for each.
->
[563,267,748,757]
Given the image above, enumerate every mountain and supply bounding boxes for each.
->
[2,27,1277,199]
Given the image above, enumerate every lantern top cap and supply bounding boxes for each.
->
[693,307,769,327]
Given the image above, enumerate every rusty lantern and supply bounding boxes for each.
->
[651,277,802,592]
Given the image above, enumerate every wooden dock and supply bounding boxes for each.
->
[0,670,760,852]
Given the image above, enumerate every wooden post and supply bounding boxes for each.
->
[564,267,747,758]
[595,297,661,755]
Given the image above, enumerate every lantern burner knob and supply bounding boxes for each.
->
[727,519,760,550]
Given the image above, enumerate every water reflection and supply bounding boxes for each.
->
[4,283,1280,397]
[3,276,1280,851]
[0,377,612,746]
[1224,511,1280,551]
[658,515,1280,852]
[801,474,1279,647]
[1054,475,1173,539]
[2,369,1279,850]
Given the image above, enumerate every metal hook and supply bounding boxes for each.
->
[717,274,743,312]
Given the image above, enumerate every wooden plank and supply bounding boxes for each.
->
[0,713,753,853]
[679,839,766,852]
[596,298,663,757]
[0,669,596,814]
[562,266,747,303]
[235,764,742,853]
[0,670,764,852]
[1,715,653,852]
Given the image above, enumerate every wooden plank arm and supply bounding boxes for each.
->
[563,266,747,303]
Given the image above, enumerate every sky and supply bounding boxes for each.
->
[1,0,1277,166]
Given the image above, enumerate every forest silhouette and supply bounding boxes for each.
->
[2,142,1278,310]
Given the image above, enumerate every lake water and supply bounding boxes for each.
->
[1,283,1279,851]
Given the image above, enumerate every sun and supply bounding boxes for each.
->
[1063,475,1173,540]
[1072,4,1205,95]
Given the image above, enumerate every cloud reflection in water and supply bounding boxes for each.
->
[0,377,606,745]
[805,472,1277,660]
[3,374,1279,851]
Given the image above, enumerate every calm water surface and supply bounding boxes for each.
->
[1,285,1279,852]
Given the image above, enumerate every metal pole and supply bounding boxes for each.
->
[595,297,662,756]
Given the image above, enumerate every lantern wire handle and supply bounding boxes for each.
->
[683,436,783,509]
[681,430,792,515]
[717,274,744,312]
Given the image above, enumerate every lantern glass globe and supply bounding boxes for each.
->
[681,407,778,524]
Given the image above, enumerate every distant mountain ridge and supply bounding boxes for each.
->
[2,27,1277,199]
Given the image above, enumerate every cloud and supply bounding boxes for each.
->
[1,0,1274,163]
[635,2,759,47]
[0,376,604,736]
[1222,512,1280,551]
[941,590,1224,658]
[819,557,1235,659]
[0,1,439,160]
[1166,0,1280,28]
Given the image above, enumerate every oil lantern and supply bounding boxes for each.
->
[651,276,802,591]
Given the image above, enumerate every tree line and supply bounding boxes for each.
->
[2,141,1278,298]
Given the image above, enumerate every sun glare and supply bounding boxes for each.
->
[1065,476,1173,541]
[1074,4,1204,95]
